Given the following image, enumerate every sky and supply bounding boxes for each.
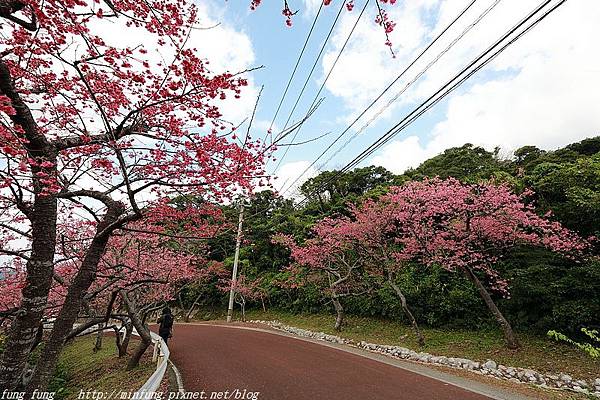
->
[195,0,599,197]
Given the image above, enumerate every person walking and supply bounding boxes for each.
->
[157,307,174,345]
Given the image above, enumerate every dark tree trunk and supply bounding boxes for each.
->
[121,291,152,370]
[0,0,25,16]
[332,295,344,332]
[0,188,57,391]
[0,58,61,391]
[177,293,188,323]
[93,323,104,352]
[26,203,125,392]
[30,324,44,353]
[388,276,425,347]
[463,266,520,349]
[127,336,152,371]
[118,322,133,358]
[239,299,246,322]
[185,293,203,323]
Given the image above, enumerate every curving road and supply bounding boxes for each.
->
[166,323,496,400]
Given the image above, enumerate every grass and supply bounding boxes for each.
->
[233,309,600,383]
[50,335,155,400]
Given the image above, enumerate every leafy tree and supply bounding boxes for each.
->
[498,249,600,334]
[300,166,394,215]
[526,154,600,236]
[513,145,546,171]
[405,144,509,182]
[342,201,426,345]
[380,178,587,349]
[274,220,370,332]
[0,0,263,390]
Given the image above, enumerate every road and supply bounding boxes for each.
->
[167,323,494,400]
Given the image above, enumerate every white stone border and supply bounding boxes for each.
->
[250,320,600,398]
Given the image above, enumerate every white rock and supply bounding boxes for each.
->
[560,373,573,383]
[575,380,588,388]
[483,360,497,370]
[573,386,587,394]
[538,378,546,386]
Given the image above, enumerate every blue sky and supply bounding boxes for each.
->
[201,0,600,197]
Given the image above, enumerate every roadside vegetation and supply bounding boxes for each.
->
[178,137,600,385]
[242,309,600,382]
[0,0,596,396]
[48,336,154,400]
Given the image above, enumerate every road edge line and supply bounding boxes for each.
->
[169,359,185,394]
[182,322,532,400]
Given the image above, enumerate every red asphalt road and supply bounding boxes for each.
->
[166,324,491,400]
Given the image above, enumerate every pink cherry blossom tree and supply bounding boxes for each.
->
[381,178,588,349]
[46,203,223,369]
[0,0,266,391]
[274,219,370,332]
[275,202,426,344]
[219,274,266,322]
[344,201,426,346]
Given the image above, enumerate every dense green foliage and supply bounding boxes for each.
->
[180,137,600,337]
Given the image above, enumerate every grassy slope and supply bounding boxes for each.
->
[51,335,154,399]
[237,309,599,383]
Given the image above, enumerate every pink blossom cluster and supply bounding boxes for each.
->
[0,202,229,317]
[0,0,267,201]
[249,0,398,46]
[274,178,589,297]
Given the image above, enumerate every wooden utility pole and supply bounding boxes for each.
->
[227,203,244,323]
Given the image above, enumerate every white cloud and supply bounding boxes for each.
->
[84,1,258,125]
[191,3,259,124]
[272,160,318,198]
[301,0,323,18]
[321,0,434,113]
[371,136,434,173]
[319,0,600,173]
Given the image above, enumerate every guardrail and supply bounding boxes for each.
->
[71,322,171,396]
[133,330,170,396]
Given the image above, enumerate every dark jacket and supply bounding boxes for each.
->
[158,313,174,337]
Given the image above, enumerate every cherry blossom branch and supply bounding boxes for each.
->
[0,222,31,238]
[0,2,37,31]
[0,247,30,260]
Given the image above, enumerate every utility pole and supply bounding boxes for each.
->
[227,203,244,323]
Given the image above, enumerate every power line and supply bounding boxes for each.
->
[272,0,370,175]
[275,0,348,139]
[296,0,567,207]
[250,0,348,172]
[231,0,566,230]
[319,0,502,171]
[342,0,564,171]
[266,1,325,143]
[278,0,480,195]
